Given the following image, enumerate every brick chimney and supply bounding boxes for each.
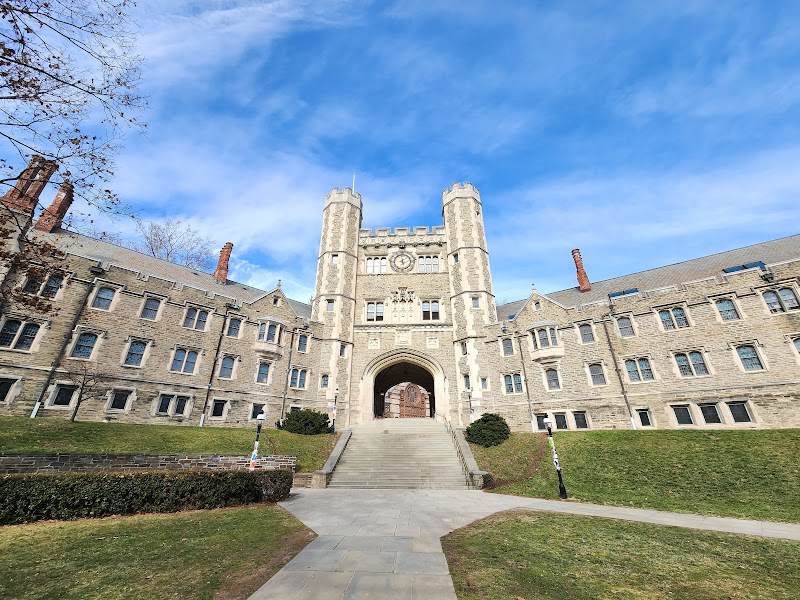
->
[572,248,591,293]
[213,242,233,284]
[35,181,74,233]
[2,155,58,215]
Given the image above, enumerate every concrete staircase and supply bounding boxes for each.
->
[327,418,469,489]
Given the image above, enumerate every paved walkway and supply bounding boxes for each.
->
[250,489,800,600]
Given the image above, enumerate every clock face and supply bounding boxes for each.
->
[391,251,414,272]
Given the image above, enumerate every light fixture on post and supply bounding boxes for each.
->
[331,386,339,434]
[542,417,568,499]
[249,412,266,471]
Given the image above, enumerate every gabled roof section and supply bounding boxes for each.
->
[545,233,800,308]
[33,227,310,309]
[496,298,527,321]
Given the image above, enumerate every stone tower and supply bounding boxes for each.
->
[312,187,363,422]
[442,182,496,423]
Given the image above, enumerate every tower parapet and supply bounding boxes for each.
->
[442,182,480,210]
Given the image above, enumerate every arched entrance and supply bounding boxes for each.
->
[374,362,435,417]
[356,349,449,425]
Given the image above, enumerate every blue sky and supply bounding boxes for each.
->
[87,0,800,305]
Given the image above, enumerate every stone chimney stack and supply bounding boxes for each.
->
[2,155,58,215]
[213,242,234,284]
[35,181,74,233]
[572,248,591,293]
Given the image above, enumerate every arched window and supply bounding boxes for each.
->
[321,374,329,388]
[579,323,594,343]
[589,363,605,385]
[537,329,549,348]
[617,317,634,337]
[380,257,387,273]
[226,318,241,337]
[736,345,763,371]
[626,357,654,382]
[297,334,308,352]
[765,288,800,313]
[0,320,21,347]
[545,369,560,390]
[715,299,739,321]
[124,341,146,366]
[219,356,235,378]
[502,338,513,356]
[266,323,277,343]
[92,287,116,310]
[171,349,198,373]
[71,332,98,358]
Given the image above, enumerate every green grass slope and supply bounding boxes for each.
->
[0,416,338,472]
[470,429,800,522]
[443,511,800,600]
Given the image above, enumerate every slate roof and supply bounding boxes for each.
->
[34,228,314,316]
[497,233,800,314]
[496,298,528,321]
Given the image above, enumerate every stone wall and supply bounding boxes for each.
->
[0,453,297,473]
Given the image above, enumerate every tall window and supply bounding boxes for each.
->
[418,256,440,272]
[589,363,606,385]
[211,399,226,418]
[736,345,763,371]
[124,341,146,366]
[366,302,384,321]
[763,288,800,313]
[659,307,690,330]
[675,351,709,376]
[545,369,560,390]
[256,362,270,383]
[326,299,335,312]
[578,323,595,343]
[617,317,635,337]
[463,374,470,390]
[290,368,307,389]
[331,254,339,265]
[297,334,308,352]
[258,322,281,344]
[636,409,652,427]
[501,338,513,356]
[321,374,329,388]
[0,320,40,350]
[471,296,479,308]
[170,349,198,374]
[140,298,161,320]
[71,332,98,359]
[92,287,116,310]
[183,308,208,330]
[40,274,63,299]
[504,373,523,394]
[422,301,440,320]
[219,356,235,378]
[715,299,740,321]
[625,358,654,382]
[366,257,387,274]
[226,318,241,338]
[531,327,558,349]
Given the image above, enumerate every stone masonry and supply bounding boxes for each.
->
[0,157,798,432]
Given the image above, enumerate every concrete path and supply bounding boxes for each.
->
[250,489,800,599]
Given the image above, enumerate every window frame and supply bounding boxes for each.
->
[106,388,135,413]
[501,338,514,356]
[726,400,753,424]
[90,286,118,311]
[0,317,43,352]
[122,338,149,368]
[0,376,22,403]
[616,316,636,338]
[139,296,164,321]
[635,408,654,427]
[657,306,691,331]
[297,334,309,353]
[289,367,308,390]
[573,411,589,429]
[698,402,722,425]
[209,398,228,420]
[671,404,694,426]
[170,347,200,375]
[256,361,271,384]
[218,355,237,379]
[672,349,711,378]
[69,331,100,360]
[47,383,78,409]
[762,286,800,314]
[714,297,741,322]
[577,322,595,344]
[366,301,385,322]
[502,372,523,395]
[182,306,210,331]
[733,343,766,372]
[544,368,561,391]
[623,356,656,383]
[421,300,440,321]
[587,362,607,386]
[226,317,242,338]
[250,403,266,421]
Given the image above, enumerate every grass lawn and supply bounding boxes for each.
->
[443,511,800,600]
[470,429,800,522]
[0,416,338,472]
[0,504,313,600]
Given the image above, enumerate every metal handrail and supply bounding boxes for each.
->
[442,419,474,489]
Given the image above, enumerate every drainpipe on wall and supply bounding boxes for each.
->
[31,265,102,417]
[198,303,231,427]
[279,326,298,425]
[515,332,536,432]
[600,297,637,430]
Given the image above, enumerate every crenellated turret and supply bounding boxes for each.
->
[443,182,496,423]
[313,186,362,423]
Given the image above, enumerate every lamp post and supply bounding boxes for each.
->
[466,389,474,423]
[331,386,339,434]
[249,412,266,471]
[542,417,568,499]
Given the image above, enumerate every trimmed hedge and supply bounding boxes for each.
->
[0,468,293,524]
[465,413,511,447]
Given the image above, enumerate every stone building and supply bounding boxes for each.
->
[1,157,799,431]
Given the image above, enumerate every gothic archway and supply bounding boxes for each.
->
[373,361,435,417]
